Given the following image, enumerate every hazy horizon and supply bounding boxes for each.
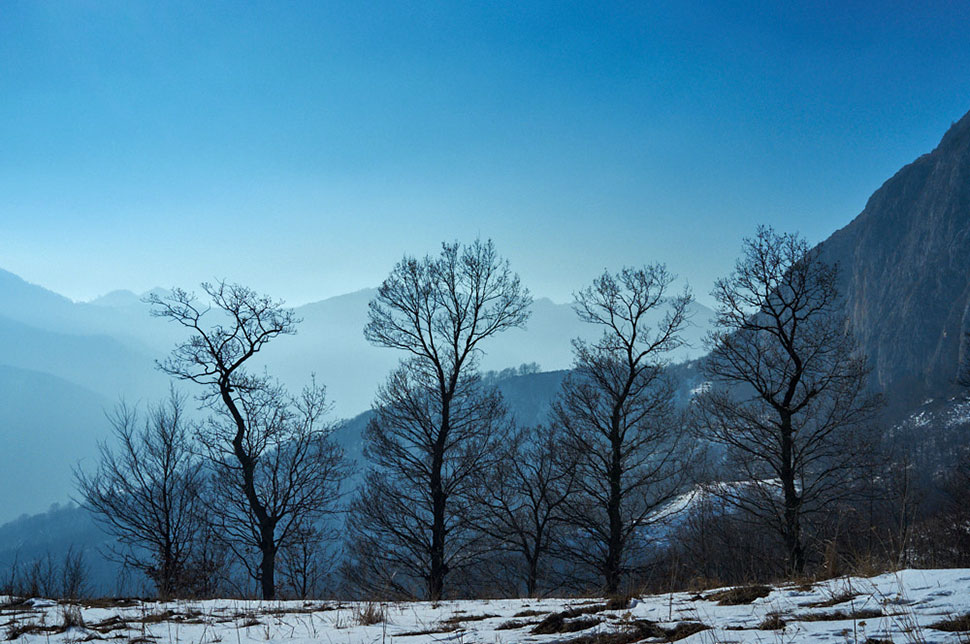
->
[3,2,970,306]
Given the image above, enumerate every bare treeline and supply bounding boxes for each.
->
[63,230,962,602]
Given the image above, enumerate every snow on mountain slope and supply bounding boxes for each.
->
[2,569,969,643]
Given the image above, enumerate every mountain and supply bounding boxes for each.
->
[0,315,166,402]
[0,270,176,353]
[268,292,714,415]
[817,109,970,409]
[0,271,715,521]
[4,109,969,530]
[0,503,125,596]
[0,365,110,520]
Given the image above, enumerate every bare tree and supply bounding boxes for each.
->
[346,365,508,598]
[278,522,333,599]
[59,546,89,601]
[695,226,880,576]
[350,239,531,601]
[75,389,204,598]
[197,377,346,598]
[914,463,970,567]
[471,425,576,597]
[181,519,235,598]
[149,282,346,599]
[554,265,693,594]
[24,553,58,599]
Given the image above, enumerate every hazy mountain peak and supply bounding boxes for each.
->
[0,267,73,305]
[87,289,141,307]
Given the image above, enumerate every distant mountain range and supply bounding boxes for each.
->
[0,269,713,522]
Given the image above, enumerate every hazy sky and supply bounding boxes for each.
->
[2,1,969,306]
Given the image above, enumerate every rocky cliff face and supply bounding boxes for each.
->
[818,110,970,403]
[959,300,970,388]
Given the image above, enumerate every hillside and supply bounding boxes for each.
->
[0,366,110,521]
[817,110,970,409]
[3,569,969,642]
[0,504,122,597]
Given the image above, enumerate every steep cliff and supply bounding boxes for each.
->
[818,110,970,403]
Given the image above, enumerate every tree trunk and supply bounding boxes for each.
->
[222,383,278,600]
[429,449,447,601]
[779,414,804,576]
[259,534,277,601]
[160,540,175,599]
[605,425,623,595]
[428,394,450,601]
[526,551,539,597]
[526,525,542,597]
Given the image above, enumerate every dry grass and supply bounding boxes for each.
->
[532,615,602,635]
[136,609,174,624]
[705,584,772,605]
[60,605,85,629]
[441,613,498,625]
[605,595,634,610]
[89,615,130,634]
[796,608,882,622]
[396,624,458,637]
[928,614,970,632]
[558,620,708,644]
[352,601,386,626]
[806,591,859,608]
[530,602,624,635]
[3,619,74,640]
[0,599,30,612]
[685,576,726,592]
[5,620,41,640]
[77,598,141,609]
[664,622,710,641]
[513,608,546,617]
[759,614,787,630]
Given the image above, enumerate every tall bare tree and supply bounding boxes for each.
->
[149,282,346,599]
[75,389,204,598]
[197,377,346,598]
[554,265,693,594]
[347,365,509,598]
[350,239,531,600]
[695,226,880,576]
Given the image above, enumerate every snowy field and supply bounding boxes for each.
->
[2,569,969,643]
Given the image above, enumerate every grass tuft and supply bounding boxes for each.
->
[706,585,772,605]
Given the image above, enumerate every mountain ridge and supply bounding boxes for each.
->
[0,269,713,520]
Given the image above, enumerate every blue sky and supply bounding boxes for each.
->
[1,1,969,306]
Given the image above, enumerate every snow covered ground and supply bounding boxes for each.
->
[2,568,969,643]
